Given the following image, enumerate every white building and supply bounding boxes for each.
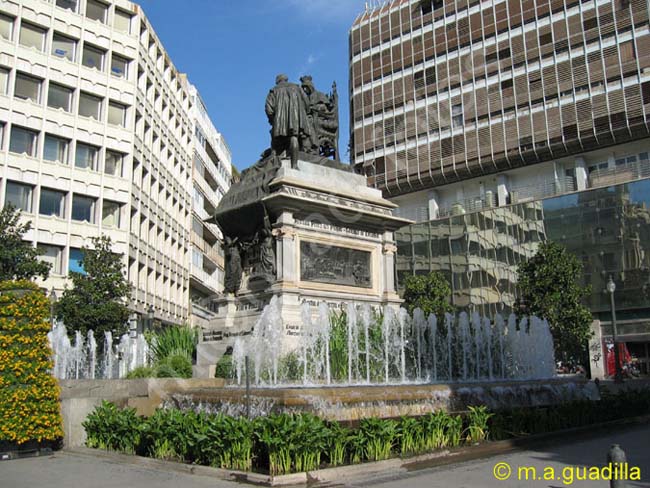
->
[185,78,232,327]
[0,0,231,327]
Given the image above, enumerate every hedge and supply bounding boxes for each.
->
[0,280,63,447]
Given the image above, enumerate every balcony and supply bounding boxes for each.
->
[438,192,499,219]
[193,168,221,210]
[589,158,650,189]
[192,232,224,267]
[190,266,221,293]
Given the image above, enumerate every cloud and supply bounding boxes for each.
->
[282,0,367,22]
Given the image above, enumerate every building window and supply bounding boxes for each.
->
[48,83,73,111]
[14,73,42,103]
[114,9,132,33]
[108,101,126,126]
[0,68,9,95]
[102,200,121,228]
[5,181,33,212]
[78,92,102,120]
[75,142,98,170]
[39,188,66,218]
[39,245,63,275]
[68,248,85,274]
[9,126,38,156]
[43,134,69,163]
[56,0,78,12]
[539,33,553,46]
[620,40,636,63]
[71,195,95,223]
[110,54,129,78]
[86,0,108,23]
[0,14,14,41]
[452,104,464,128]
[52,33,76,62]
[19,22,46,51]
[82,44,105,71]
[105,150,123,177]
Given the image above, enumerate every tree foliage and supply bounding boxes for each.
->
[402,271,454,318]
[54,236,131,340]
[516,241,593,362]
[0,204,51,282]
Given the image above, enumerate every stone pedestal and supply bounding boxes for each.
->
[196,158,411,374]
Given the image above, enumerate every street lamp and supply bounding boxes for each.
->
[146,304,155,332]
[606,276,623,383]
[49,288,57,328]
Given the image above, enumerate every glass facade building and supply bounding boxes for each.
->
[396,177,650,375]
[350,0,650,197]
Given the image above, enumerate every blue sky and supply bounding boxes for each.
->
[137,0,368,170]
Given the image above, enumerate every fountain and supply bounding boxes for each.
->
[230,297,556,387]
[166,298,597,421]
[48,324,149,380]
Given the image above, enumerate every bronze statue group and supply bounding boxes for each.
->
[265,74,340,169]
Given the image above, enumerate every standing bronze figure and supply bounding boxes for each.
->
[265,74,316,169]
[256,211,276,282]
[224,236,242,294]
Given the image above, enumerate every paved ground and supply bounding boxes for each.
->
[2,424,649,488]
[355,424,650,488]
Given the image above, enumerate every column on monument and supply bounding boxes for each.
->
[589,319,606,380]
[273,211,297,285]
[382,231,398,297]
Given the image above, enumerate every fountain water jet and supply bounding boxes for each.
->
[232,301,556,387]
[48,324,149,379]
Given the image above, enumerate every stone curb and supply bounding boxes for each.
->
[64,414,650,486]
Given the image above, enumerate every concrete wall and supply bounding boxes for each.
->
[59,378,225,448]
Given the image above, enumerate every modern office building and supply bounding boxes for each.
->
[350,0,650,376]
[185,79,232,327]
[0,0,231,328]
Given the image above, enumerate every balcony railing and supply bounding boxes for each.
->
[588,158,650,189]
[509,176,576,204]
[191,266,221,292]
[191,231,224,267]
[438,191,499,219]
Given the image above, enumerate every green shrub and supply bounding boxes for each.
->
[83,401,142,454]
[214,354,233,379]
[155,354,193,378]
[148,326,198,362]
[357,417,396,461]
[421,410,450,449]
[466,405,493,444]
[255,413,329,475]
[397,416,424,455]
[82,390,650,475]
[126,366,156,379]
[325,420,351,467]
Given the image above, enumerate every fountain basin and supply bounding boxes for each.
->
[165,377,599,422]
[59,377,597,447]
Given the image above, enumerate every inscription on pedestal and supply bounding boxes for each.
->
[300,241,371,288]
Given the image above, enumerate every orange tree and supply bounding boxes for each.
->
[0,280,63,447]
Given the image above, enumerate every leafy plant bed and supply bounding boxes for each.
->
[83,389,650,477]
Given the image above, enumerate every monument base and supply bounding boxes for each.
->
[196,158,411,377]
